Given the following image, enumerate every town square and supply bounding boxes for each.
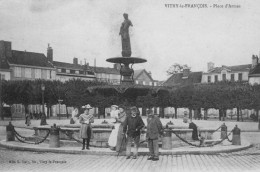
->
[1,0,260,172]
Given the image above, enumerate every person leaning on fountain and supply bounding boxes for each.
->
[183,111,199,141]
[79,104,94,150]
[123,106,145,159]
[115,105,127,152]
[108,105,120,150]
[70,107,78,124]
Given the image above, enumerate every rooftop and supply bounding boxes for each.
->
[207,64,251,73]
[163,71,202,86]
[8,50,54,68]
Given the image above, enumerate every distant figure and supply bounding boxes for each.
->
[70,107,78,124]
[119,13,133,57]
[40,112,47,126]
[123,106,145,159]
[25,108,31,126]
[108,105,119,150]
[183,111,199,140]
[146,109,163,161]
[79,104,94,150]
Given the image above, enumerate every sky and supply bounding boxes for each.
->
[1,0,260,81]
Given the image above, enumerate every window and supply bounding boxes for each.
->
[14,67,22,77]
[58,69,61,72]
[75,70,79,74]
[207,76,211,83]
[1,74,5,80]
[222,74,226,81]
[35,69,41,79]
[47,70,50,79]
[143,81,146,85]
[231,74,235,81]
[66,69,70,73]
[215,75,218,82]
[24,68,31,78]
[149,82,152,86]
[61,69,66,73]
[238,73,242,81]
[79,70,84,74]
[70,70,75,74]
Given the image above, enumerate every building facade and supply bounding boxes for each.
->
[134,69,157,86]
[201,62,251,83]
[249,55,260,85]
[90,64,121,85]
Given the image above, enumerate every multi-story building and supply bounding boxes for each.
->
[201,62,251,83]
[53,57,95,82]
[0,41,56,81]
[249,55,260,85]
[90,64,121,85]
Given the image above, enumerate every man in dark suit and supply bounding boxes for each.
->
[123,106,145,159]
[146,109,163,161]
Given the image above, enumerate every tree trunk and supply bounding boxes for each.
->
[66,106,69,119]
[189,108,192,119]
[237,107,240,121]
[174,107,177,119]
[47,107,49,118]
[219,109,222,121]
[159,107,165,118]
[154,107,157,115]
[142,107,146,116]
[204,109,208,120]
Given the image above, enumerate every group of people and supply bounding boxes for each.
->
[107,105,163,161]
[77,105,200,161]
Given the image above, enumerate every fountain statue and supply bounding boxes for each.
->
[88,13,168,104]
[120,13,133,57]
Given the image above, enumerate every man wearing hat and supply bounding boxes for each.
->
[123,106,145,159]
[146,109,163,161]
[79,104,94,150]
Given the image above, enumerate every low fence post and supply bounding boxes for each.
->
[6,122,15,141]
[49,124,60,148]
[220,123,227,140]
[232,125,241,145]
[162,127,172,150]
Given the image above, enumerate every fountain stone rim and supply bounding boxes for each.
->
[106,57,147,64]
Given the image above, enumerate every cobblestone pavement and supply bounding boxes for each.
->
[1,145,260,172]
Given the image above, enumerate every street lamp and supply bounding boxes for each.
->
[40,83,47,125]
[58,99,63,120]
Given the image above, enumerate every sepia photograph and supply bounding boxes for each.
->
[0,0,260,172]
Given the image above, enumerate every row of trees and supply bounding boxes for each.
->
[1,79,260,121]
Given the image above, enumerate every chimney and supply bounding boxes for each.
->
[252,55,258,68]
[0,40,12,59]
[47,44,53,62]
[182,67,190,78]
[114,63,121,70]
[207,62,214,72]
[73,57,78,65]
[148,71,152,77]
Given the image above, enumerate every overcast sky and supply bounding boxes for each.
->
[1,0,260,80]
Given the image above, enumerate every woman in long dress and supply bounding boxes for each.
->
[70,107,78,124]
[115,105,127,152]
[108,105,120,150]
[79,104,94,150]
